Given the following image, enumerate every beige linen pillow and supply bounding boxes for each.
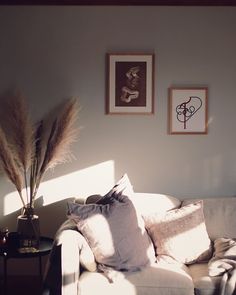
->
[144,201,213,264]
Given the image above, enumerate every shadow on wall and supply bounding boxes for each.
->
[0,192,74,239]
[36,197,75,238]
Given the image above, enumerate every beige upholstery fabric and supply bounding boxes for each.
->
[188,263,221,295]
[182,197,236,240]
[43,223,97,295]
[79,262,194,295]
[45,195,236,295]
[54,220,97,272]
[131,192,181,217]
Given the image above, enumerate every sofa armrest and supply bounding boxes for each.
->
[60,229,82,295]
[43,221,96,295]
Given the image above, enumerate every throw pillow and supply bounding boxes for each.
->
[143,201,213,264]
[67,174,155,280]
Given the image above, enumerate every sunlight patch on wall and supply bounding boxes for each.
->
[4,160,115,215]
[3,191,23,216]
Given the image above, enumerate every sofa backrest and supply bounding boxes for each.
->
[131,192,181,217]
[77,192,181,213]
[182,197,236,241]
[76,192,236,242]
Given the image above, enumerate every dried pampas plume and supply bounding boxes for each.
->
[0,126,25,206]
[31,97,79,204]
[0,93,80,210]
[4,93,34,204]
[42,97,79,172]
[6,93,33,171]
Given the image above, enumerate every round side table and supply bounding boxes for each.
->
[0,236,53,294]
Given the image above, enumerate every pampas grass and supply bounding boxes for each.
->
[0,126,25,206]
[4,93,34,205]
[30,98,79,206]
[6,93,34,171]
[0,93,79,213]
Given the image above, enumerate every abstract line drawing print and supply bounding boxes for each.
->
[169,87,208,134]
[176,96,202,130]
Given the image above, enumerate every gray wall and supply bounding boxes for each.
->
[0,5,236,274]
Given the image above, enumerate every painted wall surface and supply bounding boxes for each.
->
[0,5,236,274]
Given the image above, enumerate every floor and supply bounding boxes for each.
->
[0,275,42,295]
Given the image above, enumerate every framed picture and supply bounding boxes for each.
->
[168,87,208,134]
[106,53,154,114]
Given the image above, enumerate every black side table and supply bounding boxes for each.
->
[0,236,53,294]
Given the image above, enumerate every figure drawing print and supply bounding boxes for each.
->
[107,54,154,114]
[115,61,147,107]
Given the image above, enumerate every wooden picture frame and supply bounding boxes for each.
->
[106,53,154,114]
[168,87,208,134]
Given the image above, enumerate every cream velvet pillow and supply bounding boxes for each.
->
[144,201,213,264]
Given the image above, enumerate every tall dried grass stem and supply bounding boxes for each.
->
[0,94,79,210]
[0,127,25,207]
[32,97,79,203]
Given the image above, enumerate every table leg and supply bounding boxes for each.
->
[39,255,42,282]
[3,255,7,294]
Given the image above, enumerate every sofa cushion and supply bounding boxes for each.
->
[143,201,213,264]
[188,263,221,295]
[79,262,194,295]
[182,197,236,241]
[67,174,155,280]
[130,192,181,218]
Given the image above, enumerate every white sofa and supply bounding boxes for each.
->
[43,192,236,295]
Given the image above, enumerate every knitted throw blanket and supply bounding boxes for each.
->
[208,238,236,295]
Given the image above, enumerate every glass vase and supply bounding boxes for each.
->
[17,207,40,249]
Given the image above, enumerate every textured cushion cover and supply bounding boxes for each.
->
[67,174,155,279]
[144,201,213,264]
